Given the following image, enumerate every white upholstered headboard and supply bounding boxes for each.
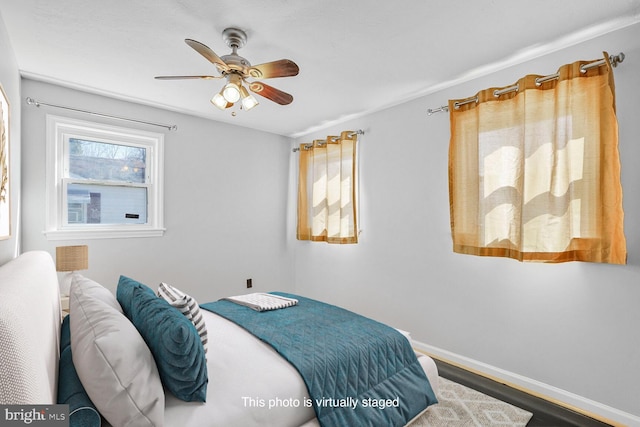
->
[0,251,61,404]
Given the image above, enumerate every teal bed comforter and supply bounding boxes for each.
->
[201,292,437,427]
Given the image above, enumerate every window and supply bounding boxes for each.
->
[45,115,164,239]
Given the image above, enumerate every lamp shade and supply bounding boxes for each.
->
[240,86,259,111]
[222,74,242,103]
[56,245,88,272]
[223,83,241,103]
[211,92,229,110]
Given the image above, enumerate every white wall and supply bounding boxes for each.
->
[291,23,640,423]
[0,9,21,263]
[11,12,640,424]
[21,79,295,301]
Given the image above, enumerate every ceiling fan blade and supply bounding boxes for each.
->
[249,82,294,105]
[155,75,222,80]
[185,38,229,72]
[248,59,299,79]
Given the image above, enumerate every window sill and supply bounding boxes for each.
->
[43,227,165,240]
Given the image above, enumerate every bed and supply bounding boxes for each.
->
[0,251,439,426]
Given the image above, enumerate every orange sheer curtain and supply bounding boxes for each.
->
[449,52,626,264]
[297,130,358,244]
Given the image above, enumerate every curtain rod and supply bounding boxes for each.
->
[292,129,364,152]
[25,97,178,131]
[426,52,626,116]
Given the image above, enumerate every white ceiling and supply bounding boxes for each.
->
[1,0,640,137]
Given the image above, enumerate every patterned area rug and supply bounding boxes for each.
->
[410,377,533,426]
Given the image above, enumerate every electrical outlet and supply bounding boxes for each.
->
[246,278,252,288]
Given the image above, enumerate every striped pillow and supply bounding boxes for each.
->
[157,282,208,356]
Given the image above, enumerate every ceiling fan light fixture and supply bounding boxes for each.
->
[223,84,240,103]
[240,85,259,111]
[211,91,229,110]
[222,74,242,103]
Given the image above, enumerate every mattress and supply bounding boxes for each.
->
[164,310,439,427]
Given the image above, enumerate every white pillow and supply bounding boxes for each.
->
[70,276,164,427]
[157,282,208,355]
[70,273,122,313]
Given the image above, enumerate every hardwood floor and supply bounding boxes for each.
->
[432,359,613,427]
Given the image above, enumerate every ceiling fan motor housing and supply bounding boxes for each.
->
[221,27,251,72]
[222,27,247,49]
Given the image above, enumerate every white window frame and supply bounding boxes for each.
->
[45,115,165,240]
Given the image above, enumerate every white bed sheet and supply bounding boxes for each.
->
[164,310,439,427]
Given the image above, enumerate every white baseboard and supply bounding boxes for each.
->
[412,340,640,427]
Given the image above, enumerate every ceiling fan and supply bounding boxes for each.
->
[155,27,299,112]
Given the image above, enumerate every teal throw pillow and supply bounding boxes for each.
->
[116,276,208,402]
[116,275,155,317]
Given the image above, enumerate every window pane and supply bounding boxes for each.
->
[67,183,147,225]
[69,138,146,183]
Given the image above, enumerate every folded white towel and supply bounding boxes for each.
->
[223,293,298,312]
